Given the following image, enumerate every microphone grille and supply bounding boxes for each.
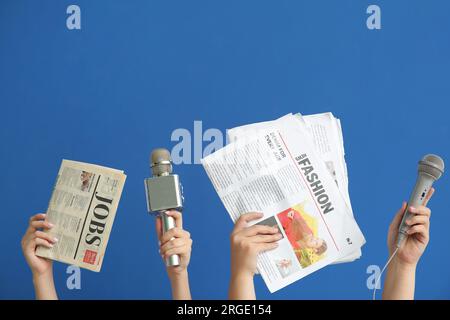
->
[150,148,172,176]
[418,154,445,180]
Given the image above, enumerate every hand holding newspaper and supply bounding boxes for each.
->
[201,113,365,292]
[228,113,361,263]
[36,160,126,272]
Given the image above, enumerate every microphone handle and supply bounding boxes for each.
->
[161,211,181,267]
[397,173,434,247]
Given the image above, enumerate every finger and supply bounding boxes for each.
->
[234,212,264,231]
[241,225,279,237]
[155,217,163,242]
[160,237,187,254]
[423,187,435,206]
[30,220,54,230]
[165,210,183,229]
[251,233,283,243]
[34,231,58,244]
[405,215,429,227]
[29,213,47,223]
[255,242,279,253]
[35,237,54,249]
[163,244,191,258]
[409,206,431,218]
[407,224,427,236]
[390,202,407,231]
[160,228,190,245]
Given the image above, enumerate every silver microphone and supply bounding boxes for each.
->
[397,154,444,247]
[144,148,184,266]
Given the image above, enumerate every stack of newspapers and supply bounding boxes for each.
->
[201,113,365,292]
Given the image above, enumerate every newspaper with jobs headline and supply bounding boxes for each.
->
[201,113,365,292]
[36,160,126,272]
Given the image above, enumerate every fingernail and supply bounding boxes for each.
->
[53,237,59,242]
[49,244,54,248]
[405,220,411,225]
[276,234,282,239]
[409,206,416,212]
[48,223,55,228]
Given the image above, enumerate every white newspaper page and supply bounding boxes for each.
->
[36,159,127,272]
[202,115,365,292]
[300,113,361,262]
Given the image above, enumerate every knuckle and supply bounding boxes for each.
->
[241,241,251,250]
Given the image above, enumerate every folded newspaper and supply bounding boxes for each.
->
[201,113,365,292]
[36,160,126,272]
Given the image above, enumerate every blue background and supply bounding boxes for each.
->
[1,0,449,299]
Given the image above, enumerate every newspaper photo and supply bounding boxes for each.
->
[36,159,127,272]
[202,114,365,292]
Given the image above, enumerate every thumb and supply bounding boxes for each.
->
[390,201,407,231]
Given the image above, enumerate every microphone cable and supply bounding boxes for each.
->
[372,246,399,300]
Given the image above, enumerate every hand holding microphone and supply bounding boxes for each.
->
[396,154,444,249]
[155,210,192,275]
[388,190,433,265]
[374,154,444,300]
[145,148,185,267]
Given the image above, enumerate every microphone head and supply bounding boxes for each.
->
[151,148,173,176]
[418,154,445,181]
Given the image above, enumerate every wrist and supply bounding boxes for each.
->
[32,268,53,283]
[32,269,58,300]
[229,269,256,300]
[167,268,188,282]
[231,269,254,282]
[392,255,417,273]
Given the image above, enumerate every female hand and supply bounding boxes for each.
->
[156,210,193,279]
[387,188,434,266]
[230,212,281,278]
[21,213,58,277]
